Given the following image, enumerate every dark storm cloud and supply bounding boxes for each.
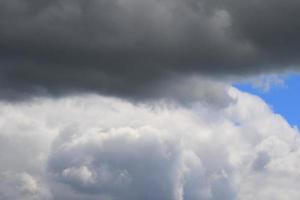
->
[0,0,299,99]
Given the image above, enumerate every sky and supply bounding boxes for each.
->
[236,74,300,128]
[1,0,300,200]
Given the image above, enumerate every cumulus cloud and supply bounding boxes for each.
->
[0,0,300,99]
[0,83,300,200]
[1,2,298,197]
[0,171,51,200]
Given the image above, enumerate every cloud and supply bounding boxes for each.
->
[0,171,52,200]
[0,84,300,199]
[0,0,299,99]
[239,74,286,92]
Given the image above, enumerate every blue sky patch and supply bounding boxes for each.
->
[235,74,300,128]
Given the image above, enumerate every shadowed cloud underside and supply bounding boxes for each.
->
[1,0,300,99]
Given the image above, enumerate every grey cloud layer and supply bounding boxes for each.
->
[0,0,299,99]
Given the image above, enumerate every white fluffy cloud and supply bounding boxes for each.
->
[0,84,299,200]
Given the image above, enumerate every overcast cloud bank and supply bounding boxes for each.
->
[1,0,300,99]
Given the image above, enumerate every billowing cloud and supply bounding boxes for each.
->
[0,83,300,200]
[0,0,299,99]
